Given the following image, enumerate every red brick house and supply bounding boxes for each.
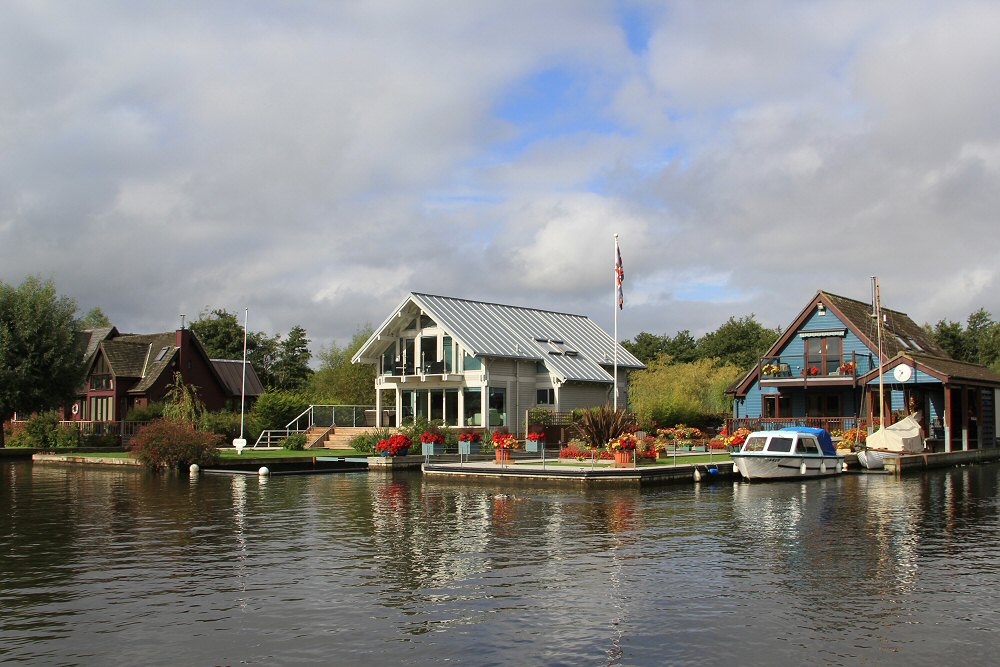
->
[65,326,264,422]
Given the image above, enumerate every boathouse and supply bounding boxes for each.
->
[729,290,1000,452]
[351,293,645,434]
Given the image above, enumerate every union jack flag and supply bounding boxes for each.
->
[615,241,624,310]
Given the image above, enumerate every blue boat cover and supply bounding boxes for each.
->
[778,426,838,456]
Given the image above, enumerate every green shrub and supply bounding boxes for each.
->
[83,433,122,448]
[573,405,635,447]
[129,418,221,470]
[528,406,554,426]
[126,402,165,421]
[199,410,244,442]
[53,422,81,449]
[249,390,310,433]
[350,427,393,454]
[282,432,307,450]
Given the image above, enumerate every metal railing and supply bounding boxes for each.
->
[285,405,375,430]
[253,405,377,448]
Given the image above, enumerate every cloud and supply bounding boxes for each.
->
[2,0,1000,354]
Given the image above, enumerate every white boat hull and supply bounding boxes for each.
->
[856,449,886,470]
[732,454,845,480]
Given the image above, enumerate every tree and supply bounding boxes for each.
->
[162,372,206,425]
[77,306,112,329]
[190,308,279,388]
[308,325,376,405]
[928,309,1000,369]
[273,325,312,390]
[928,319,967,361]
[191,309,247,360]
[696,315,780,369]
[0,277,84,448]
[622,330,698,365]
[629,358,743,428]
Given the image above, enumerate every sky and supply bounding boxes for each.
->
[3,1,1000,355]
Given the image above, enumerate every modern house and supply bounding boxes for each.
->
[351,293,645,434]
[65,326,265,422]
[729,290,1000,452]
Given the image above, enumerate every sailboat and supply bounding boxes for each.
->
[857,278,923,469]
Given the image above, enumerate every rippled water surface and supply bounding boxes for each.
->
[3,461,1000,666]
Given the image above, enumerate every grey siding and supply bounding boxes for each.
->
[559,383,612,412]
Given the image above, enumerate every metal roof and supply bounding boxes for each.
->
[353,292,644,383]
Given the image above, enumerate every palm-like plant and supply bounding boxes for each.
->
[573,405,635,448]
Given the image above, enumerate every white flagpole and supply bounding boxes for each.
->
[614,233,619,411]
[234,308,249,455]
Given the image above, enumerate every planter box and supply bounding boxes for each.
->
[458,441,473,455]
[421,442,445,456]
[525,440,544,453]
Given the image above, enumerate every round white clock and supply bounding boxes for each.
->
[893,364,913,382]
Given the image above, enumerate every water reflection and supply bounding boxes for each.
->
[2,462,1000,666]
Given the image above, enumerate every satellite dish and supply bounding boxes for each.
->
[893,364,913,382]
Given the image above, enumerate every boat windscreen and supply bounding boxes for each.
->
[766,437,794,453]
[796,437,820,455]
[744,436,767,452]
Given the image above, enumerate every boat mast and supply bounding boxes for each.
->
[873,276,884,431]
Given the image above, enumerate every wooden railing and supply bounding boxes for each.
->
[725,416,865,434]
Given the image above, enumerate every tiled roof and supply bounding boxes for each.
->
[212,359,265,397]
[871,352,1000,386]
[354,292,645,383]
[822,292,946,357]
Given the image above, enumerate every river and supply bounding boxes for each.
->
[2,460,999,666]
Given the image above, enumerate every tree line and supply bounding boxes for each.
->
[6,274,1000,445]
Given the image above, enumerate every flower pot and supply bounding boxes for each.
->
[421,442,445,456]
[495,449,512,464]
[458,441,473,455]
[380,446,409,457]
[525,439,544,453]
[613,450,635,468]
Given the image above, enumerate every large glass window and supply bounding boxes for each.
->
[463,388,482,426]
[445,389,458,425]
[443,337,453,373]
[488,387,506,427]
[415,390,429,420]
[805,337,843,375]
[430,390,444,421]
[463,353,482,371]
[400,390,415,424]
[420,336,437,372]
[403,338,415,374]
[381,347,395,375]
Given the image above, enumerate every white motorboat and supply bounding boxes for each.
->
[732,427,846,481]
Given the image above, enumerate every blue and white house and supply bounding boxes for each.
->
[729,290,1000,452]
[352,293,645,434]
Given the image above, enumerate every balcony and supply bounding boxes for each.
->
[759,352,877,384]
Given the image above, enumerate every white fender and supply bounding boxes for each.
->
[800,462,807,475]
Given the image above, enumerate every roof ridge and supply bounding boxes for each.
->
[412,292,589,319]
[821,290,908,316]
